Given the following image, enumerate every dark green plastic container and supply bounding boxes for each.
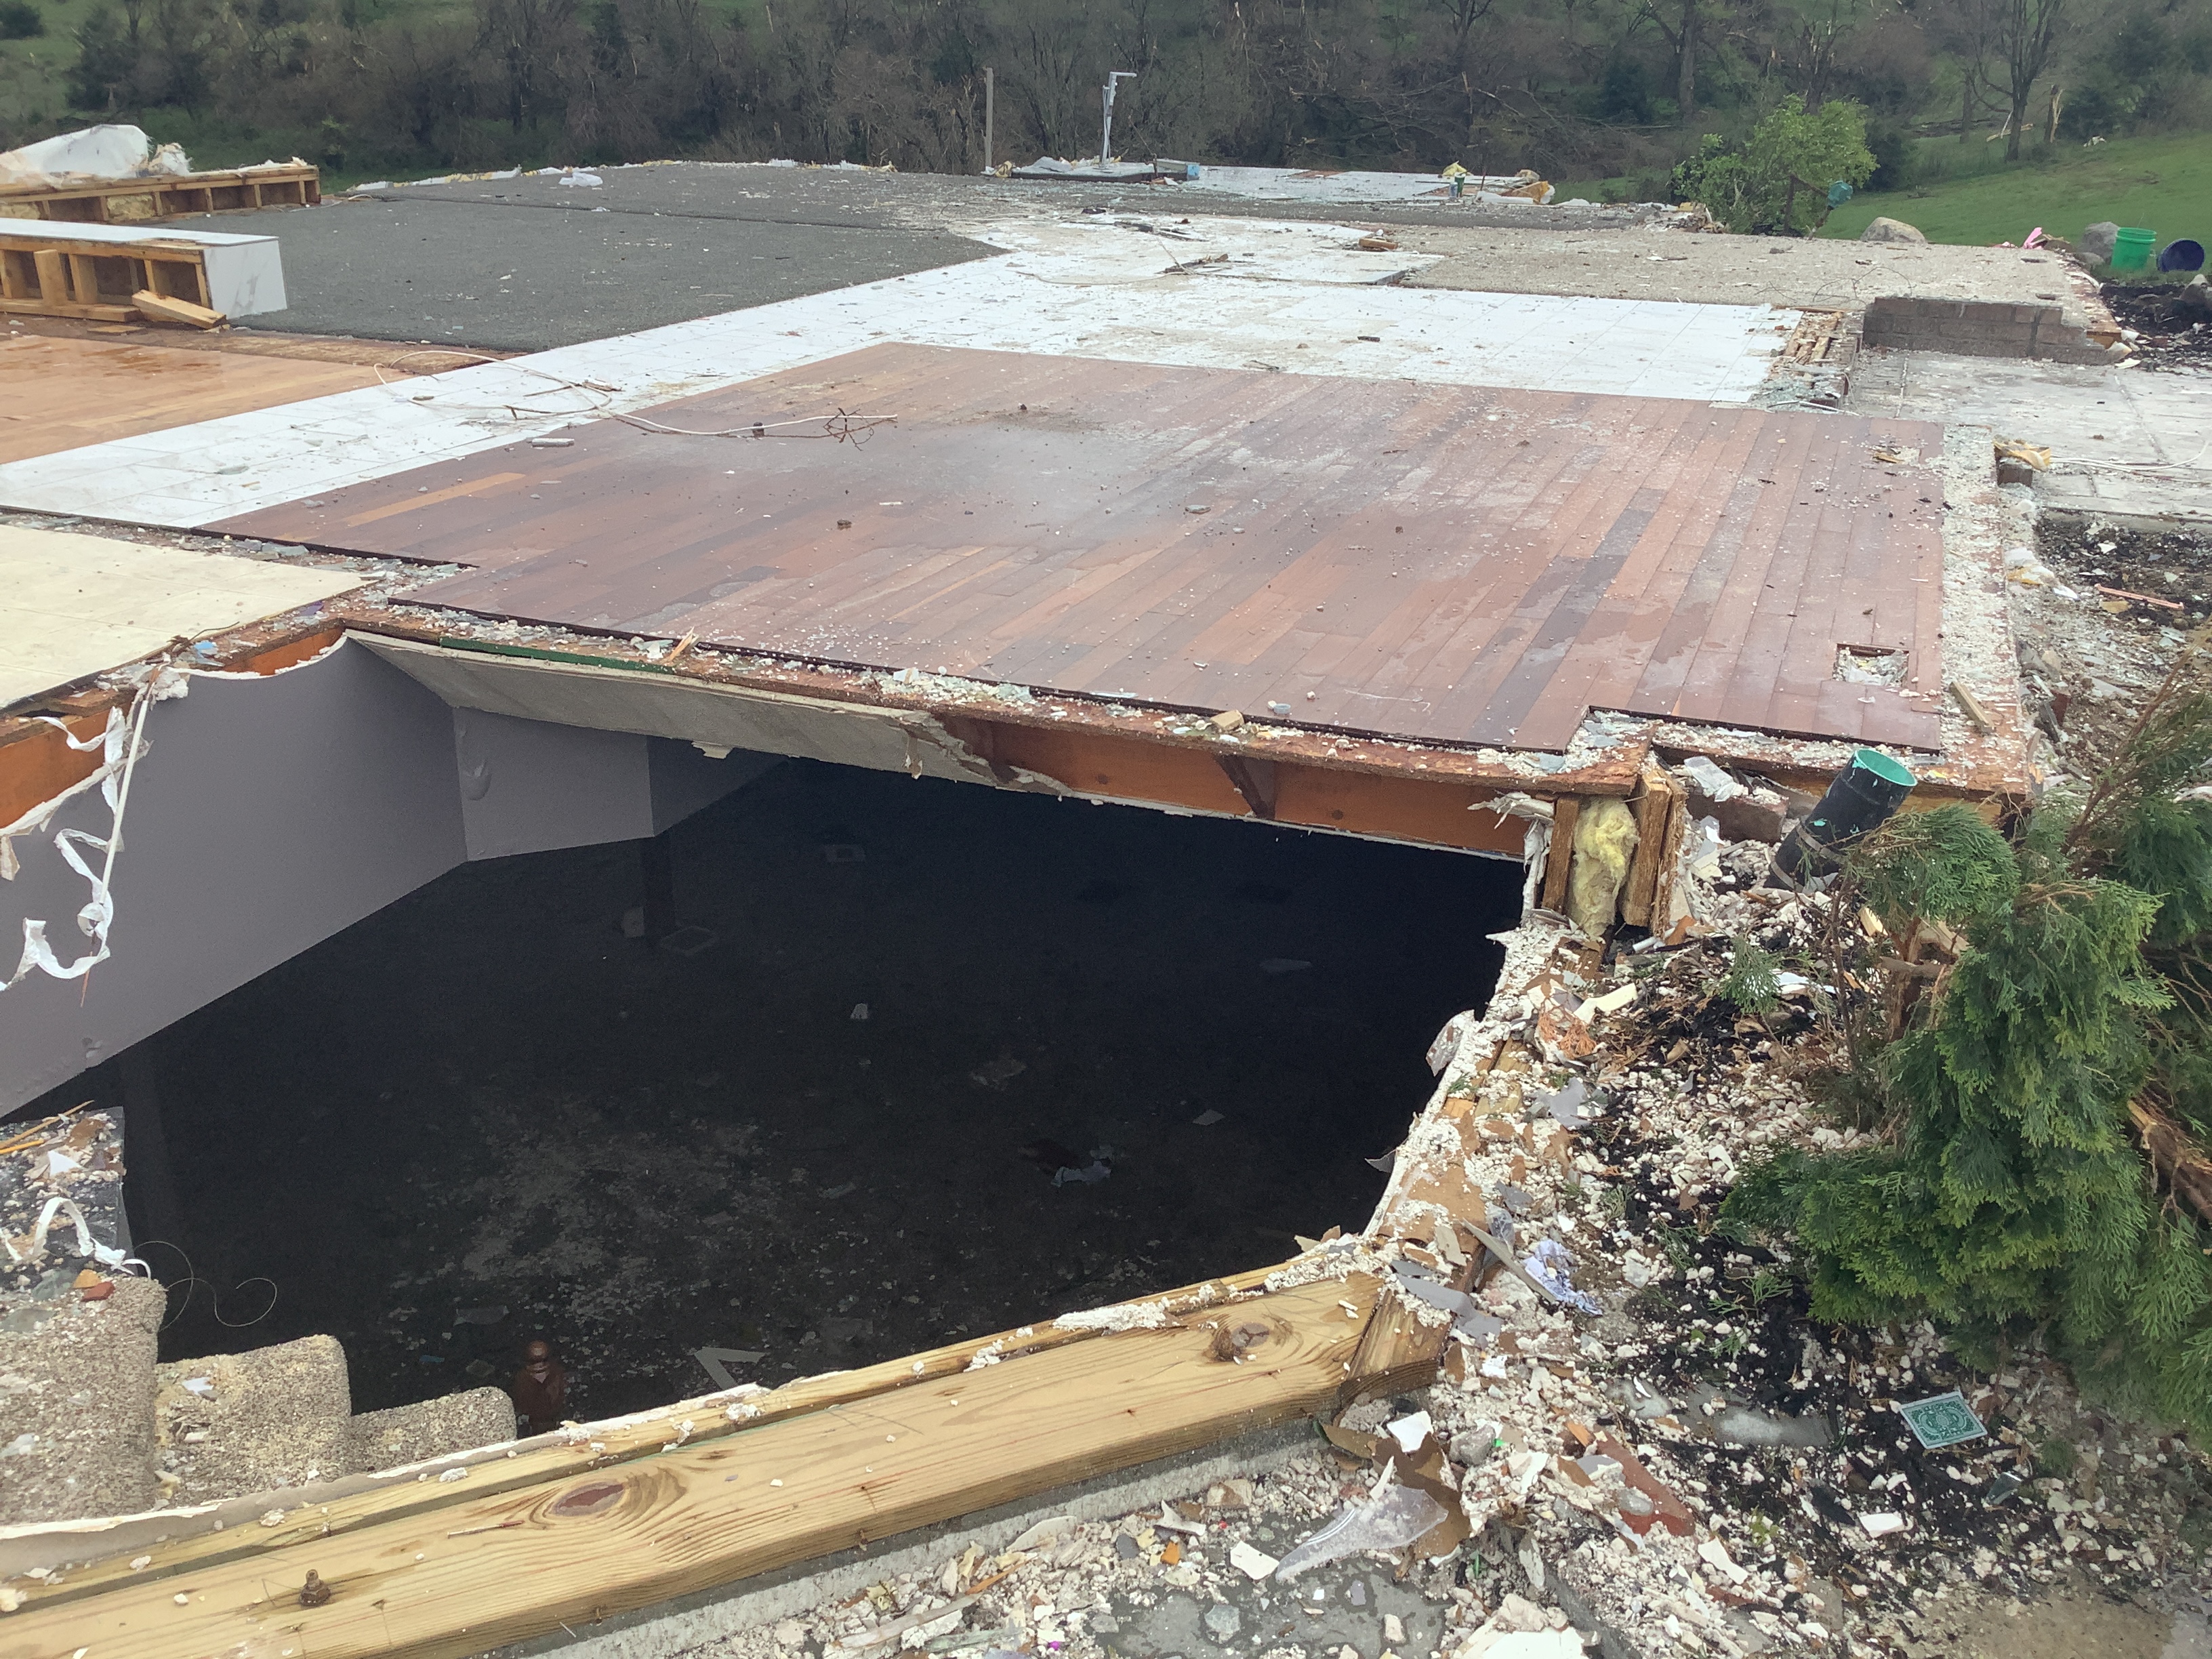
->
[1775,747,1917,881]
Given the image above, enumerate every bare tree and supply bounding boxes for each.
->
[476,0,578,131]
[1433,0,1500,71]
[1637,0,1713,117]
[1995,0,2066,159]
[1772,0,1893,109]
[1926,0,2002,142]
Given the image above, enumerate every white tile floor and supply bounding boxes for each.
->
[0,216,1790,529]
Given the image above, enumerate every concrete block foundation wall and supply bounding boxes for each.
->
[1861,296,2113,363]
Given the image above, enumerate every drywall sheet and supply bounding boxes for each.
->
[0,526,360,708]
[0,641,466,1112]
[353,634,1056,788]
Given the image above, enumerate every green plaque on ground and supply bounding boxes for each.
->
[1898,1389,1986,1449]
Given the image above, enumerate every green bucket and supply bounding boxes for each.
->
[2112,226,2157,270]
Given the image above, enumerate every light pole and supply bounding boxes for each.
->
[1099,71,1135,167]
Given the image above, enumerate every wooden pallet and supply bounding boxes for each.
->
[0,227,216,323]
[0,163,319,225]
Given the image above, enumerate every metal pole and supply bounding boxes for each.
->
[1101,71,1134,167]
[984,66,994,174]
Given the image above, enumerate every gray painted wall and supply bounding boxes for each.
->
[1,642,764,1113]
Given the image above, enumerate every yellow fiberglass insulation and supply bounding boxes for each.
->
[1568,796,1639,935]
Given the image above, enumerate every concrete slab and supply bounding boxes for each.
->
[1178,162,1523,205]
[1107,1565,1449,1658]
[358,159,1683,238]
[172,194,993,352]
[1847,352,2212,523]
[1401,223,2101,327]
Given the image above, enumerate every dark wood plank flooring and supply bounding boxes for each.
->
[209,344,1948,752]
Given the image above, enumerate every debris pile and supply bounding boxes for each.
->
[2100,280,2212,372]
[2019,520,2211,771]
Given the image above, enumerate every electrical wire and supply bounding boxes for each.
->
[372,349,897,443]
[134,1240,279,1332]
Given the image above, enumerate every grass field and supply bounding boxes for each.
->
[1560,129,2210,255]
[1820,131,2211,250]
[0,0,100,131]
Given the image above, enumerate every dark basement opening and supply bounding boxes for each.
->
[56,758,1520,1422]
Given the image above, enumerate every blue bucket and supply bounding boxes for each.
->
[2160,239,2207,272]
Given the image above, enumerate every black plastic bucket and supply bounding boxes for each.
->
[1774,747,1917,880]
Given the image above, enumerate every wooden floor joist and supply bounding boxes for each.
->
[0,1272,1387,1659]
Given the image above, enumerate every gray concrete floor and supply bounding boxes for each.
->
[1401,222,2095,322]
[168,189,992,352]
[1847,349,2212,523]
[367,163,1678,238]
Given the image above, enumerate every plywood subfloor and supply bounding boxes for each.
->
[209,343,1948,752]
[0,333,395,464]
[0,526,362,708]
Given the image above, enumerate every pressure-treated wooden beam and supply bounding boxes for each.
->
[0,1275,1382,1659]
[20,1263,1291,1609]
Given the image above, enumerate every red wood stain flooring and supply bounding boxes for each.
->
[210,343,1948,752]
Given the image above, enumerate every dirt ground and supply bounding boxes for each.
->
[126,760,1519,1420]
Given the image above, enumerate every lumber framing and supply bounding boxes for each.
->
[0,163,319,225]
[0,227,213,323]
[1621,759,1686,928]
[0,1271,1385,1658]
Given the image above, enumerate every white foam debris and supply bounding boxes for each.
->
[1052,1301,1172,1334]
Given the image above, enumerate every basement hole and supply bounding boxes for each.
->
[66,758,1519,1419]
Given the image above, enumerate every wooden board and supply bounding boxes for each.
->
[22,1262,1293,1608]
[207,344,1950,754]
[0,525,361,708]
[0,1273,1376,1659]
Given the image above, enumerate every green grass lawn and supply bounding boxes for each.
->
[0,0,102,131]
[1820,130,2212,250]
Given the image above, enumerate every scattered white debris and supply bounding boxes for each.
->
[1229,1540,1278,1579]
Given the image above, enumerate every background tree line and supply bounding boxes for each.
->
[12,0,2212,197]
